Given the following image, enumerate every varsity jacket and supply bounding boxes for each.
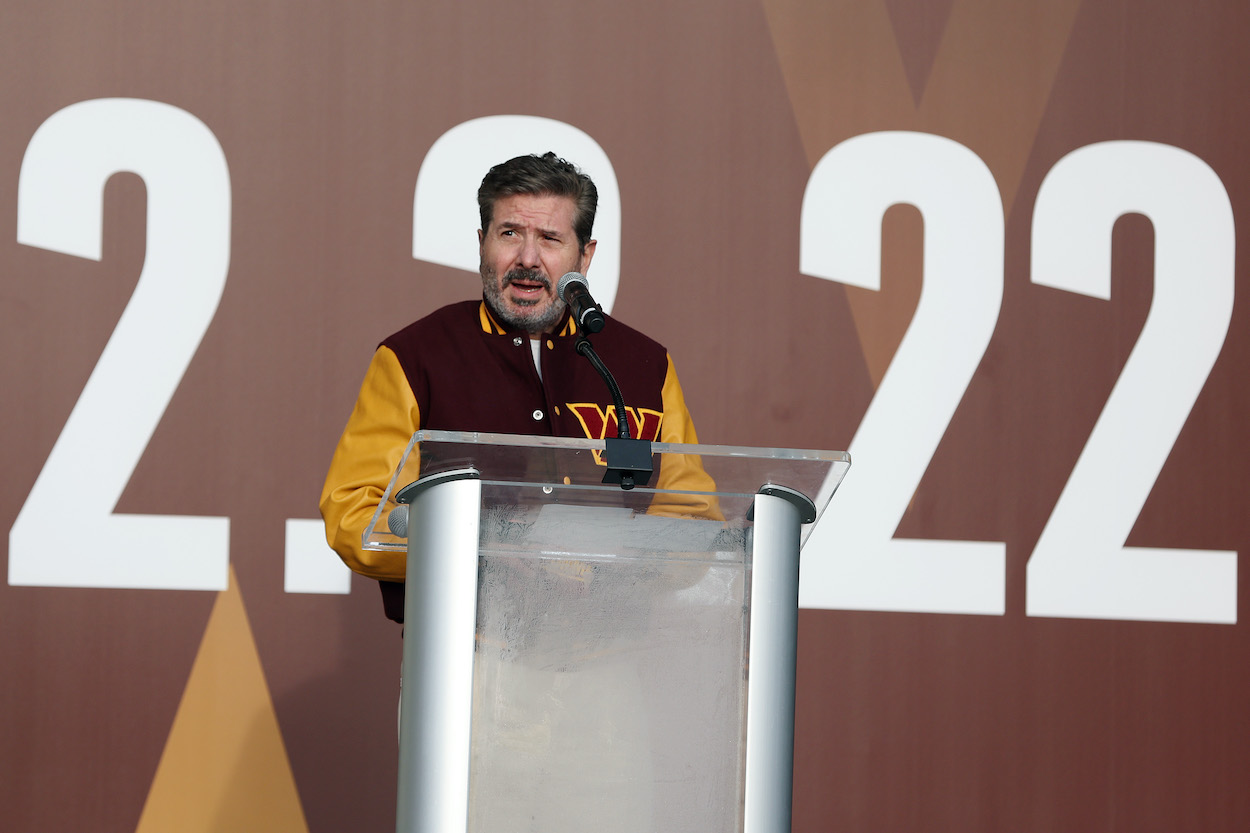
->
[319,299,715,619]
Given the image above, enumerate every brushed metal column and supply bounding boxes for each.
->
[744,486,811,833]
[396,470,482,833]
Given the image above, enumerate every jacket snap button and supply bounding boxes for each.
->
[532,409,544,420]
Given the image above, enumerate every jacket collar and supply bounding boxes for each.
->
[479,300,578,337]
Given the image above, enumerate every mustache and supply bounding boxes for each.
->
[504,268,550,288]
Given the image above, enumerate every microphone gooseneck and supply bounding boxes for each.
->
[573,332,654,490]
[575,335,630,440]
[561,277,653,489]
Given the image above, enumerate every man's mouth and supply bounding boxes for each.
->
[505,270,550,299]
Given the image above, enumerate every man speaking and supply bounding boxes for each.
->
[319,151,714,621]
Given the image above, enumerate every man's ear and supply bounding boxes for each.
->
[579,238,597,274]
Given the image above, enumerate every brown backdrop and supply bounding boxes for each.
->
[3,1,1248,830]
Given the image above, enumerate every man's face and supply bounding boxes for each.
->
[478,193,596,335]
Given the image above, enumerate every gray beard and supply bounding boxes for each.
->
[481,267,567,333]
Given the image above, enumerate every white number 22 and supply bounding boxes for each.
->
[800,133,1236,624]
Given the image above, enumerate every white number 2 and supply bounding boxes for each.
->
[1027,142,1237,624]
[9,98,231,591]
[798,132,1007,615]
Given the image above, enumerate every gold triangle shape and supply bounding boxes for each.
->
[882,0,957,106]
[135,566,309,833]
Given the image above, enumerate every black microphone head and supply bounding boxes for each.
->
[557,271,587,302]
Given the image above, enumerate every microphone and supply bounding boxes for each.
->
[557,271,605,334]
[387,505,408,537]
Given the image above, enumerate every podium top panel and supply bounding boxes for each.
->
[364,430,850,553]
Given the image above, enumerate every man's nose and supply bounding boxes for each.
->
[518,236,542,268]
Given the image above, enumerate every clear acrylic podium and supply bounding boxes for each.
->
[364,430,850,833]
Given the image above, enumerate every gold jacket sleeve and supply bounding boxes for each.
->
[319,346,417,581]
[651,355,724,521]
